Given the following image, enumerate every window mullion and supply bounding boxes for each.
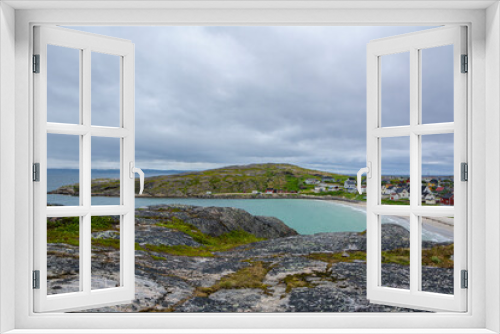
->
[409,47,420,294]
[82,48,92,294]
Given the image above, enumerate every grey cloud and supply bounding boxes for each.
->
[46,25,453,175]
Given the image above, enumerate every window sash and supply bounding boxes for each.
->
[366,26,468,312]
[33,25,136,313]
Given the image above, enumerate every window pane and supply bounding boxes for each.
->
[47,45,80,124]
[421,216,454,295]
[91,137,121,206]
[91,215,121,290]
[47,134,80,206]
[381,215,410,290]
[92,52,121,127]
[381,52,410,127]
[381,137,410,205]
[421,45,454,124]
[421,133,454,207]
[47,216,80,295]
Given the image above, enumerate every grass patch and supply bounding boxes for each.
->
[381,199,411,206]
[47,216,119,246]
[283,273,313,293]
[91,238,120,250]
[155,217,265,255]
[422,244,454,269]
[307,251,367,267]
[381,248,410,266]
[151,255,167,261]
[196,261,270,296]
[47,217,80,246]
[156,207,182,213]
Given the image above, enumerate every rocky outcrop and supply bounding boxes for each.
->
[137,204,298,239]
[46,205,453,313]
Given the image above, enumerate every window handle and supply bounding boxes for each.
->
[357,162,371,195]
[129,162,145,195]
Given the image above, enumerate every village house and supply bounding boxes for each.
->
[382,185,395,195]
[422,185,432,195]
[441,193,454,205]
[265,188,275,194]
[344,179,356,189]
[304,178,319,185]
[424,193,437,205]
[314,186,327,193]
[435,186,445,193]
[390,188,409,200]
[321,176,335,182]
[328,185,340,191]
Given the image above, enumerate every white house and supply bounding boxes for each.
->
[344,180,356,189]
[314,186,327,193]
[304,178,319,185]
[424,193,437,205]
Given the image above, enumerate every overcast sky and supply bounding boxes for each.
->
[47,26,454,175]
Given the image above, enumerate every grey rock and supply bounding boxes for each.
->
[47,206,453,313]
[137,204,298,239]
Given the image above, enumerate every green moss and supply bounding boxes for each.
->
[283,273,313,293]
[92,238,120,250]
[381,248,410,266]
[90,216,118,232]
[422,244,453,269]
[156,207,182,213]
[47,217,80,246]
[151,255,167,261]
[307,251,367,266]
[196,261,269,296]
[47,216,119,246]
[431,256,441,264]
[155,218,264,253]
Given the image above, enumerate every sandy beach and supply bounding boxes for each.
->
[328,199,454,240]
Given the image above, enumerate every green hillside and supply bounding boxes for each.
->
[51,163,352,197]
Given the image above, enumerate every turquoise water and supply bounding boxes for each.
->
[137,198,368,235]
[47,170,451,242]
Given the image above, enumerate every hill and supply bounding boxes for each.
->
[50,163,353,197]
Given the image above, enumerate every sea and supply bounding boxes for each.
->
[47,169,451,242]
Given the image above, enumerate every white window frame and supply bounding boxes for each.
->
[33,25,136,312]
[365,26,468,312]
[1,1,499,333]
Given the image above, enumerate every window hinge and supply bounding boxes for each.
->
[461,54,468,73]
[461,162,468,181]
[33,54,40,73]
[461,270,468,289]
[33,163,40,182]
[33,270,40,289]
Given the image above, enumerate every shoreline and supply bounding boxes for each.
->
[49,192,454,239]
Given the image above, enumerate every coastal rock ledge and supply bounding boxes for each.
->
[137,204,298,239]
[45,204,453,313]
